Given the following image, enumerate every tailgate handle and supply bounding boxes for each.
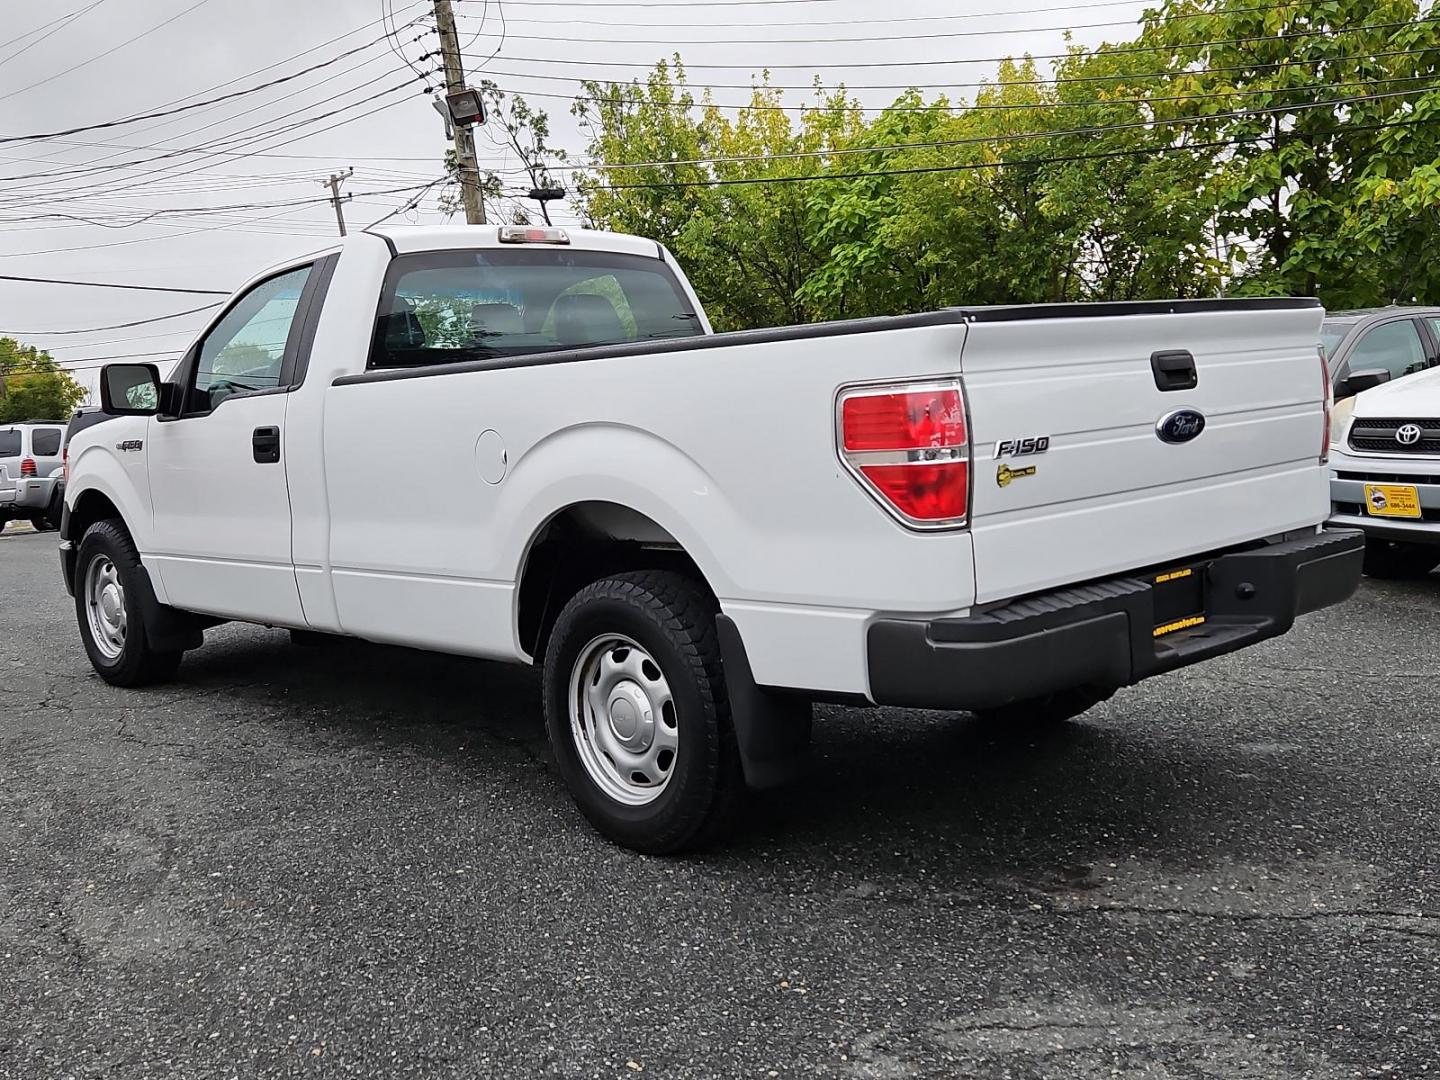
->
[1151,349,1198,392]
[252,426,281,464]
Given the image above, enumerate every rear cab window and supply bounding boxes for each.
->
[369,248,703,369]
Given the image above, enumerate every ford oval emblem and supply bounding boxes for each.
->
[1156,408,1206,444]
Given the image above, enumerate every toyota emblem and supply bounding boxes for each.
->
[1397,423,1423,446]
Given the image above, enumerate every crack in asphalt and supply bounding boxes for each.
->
[1045,901,1440,942]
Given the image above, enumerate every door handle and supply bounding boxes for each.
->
[252,425,281,464]
[1151,349,1198,392]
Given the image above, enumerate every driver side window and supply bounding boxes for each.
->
[190,265,312,413]
[1344,319,1427,384]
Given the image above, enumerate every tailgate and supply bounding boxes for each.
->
[0,465,14,504]
[960,300,1328,604]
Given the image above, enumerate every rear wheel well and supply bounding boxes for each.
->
[517,502,714,660]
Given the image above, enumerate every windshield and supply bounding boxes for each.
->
[370,248,703,369]
[1320,320,1356,360]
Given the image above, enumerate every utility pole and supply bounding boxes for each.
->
[321,167,354,236]
[432,0,485,225]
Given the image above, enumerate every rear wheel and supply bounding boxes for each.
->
[972,686,1115,729]
[75,520,183,687]
[1362,540,1440,580]
[542,570,743,854]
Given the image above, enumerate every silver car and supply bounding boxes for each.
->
[1322,306,1440,399]
[0,420,66,532]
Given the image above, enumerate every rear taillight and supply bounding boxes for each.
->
[62,446,69,484]
[1319,345,1333,464]
[838,379,970,527]
[19,457,35,477]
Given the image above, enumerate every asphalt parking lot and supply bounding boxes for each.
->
[3,526,1438,1079]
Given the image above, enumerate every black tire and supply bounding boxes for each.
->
[74,519,184,687]
[542,570,744,855]
[1362,540,1440,580]
[30,515,55,532]
[972,686,1115,728]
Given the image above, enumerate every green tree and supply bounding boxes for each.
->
[1140,0,1440,304]
[572,60,862,330]
[0,338,86,423]
[565,2,1440,324]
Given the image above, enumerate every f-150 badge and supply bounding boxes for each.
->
[995,436,1050,459]
[115,440,143,452]
[996,463,1037,488]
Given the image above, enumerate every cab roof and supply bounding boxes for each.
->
[366,224,664,259]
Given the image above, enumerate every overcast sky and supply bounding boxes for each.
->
[0,0,1154,399]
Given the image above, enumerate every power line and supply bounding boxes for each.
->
[45,0,427,160]
[497,70,1440,116]
[463,0,1245,28]
[5,302,223,337]
[472,0,510,71]
[463,1,1313,45]
[0,32,418,146]
[0,182,435,227]
[0,73,429,201]
[0,200,341,260]
[590,113,1433,191]
[0,3,430,201]
[467,16,1440,71]
[55,352,195,368]
[383,0,432,79]
[499,0,878,6]
[0,1,104,50]
[0,274,229,294]
[364,176,452,227]
[567,83,1440,173]
[0,0,111,67]
[0,0,219,105]
[0,45,427,190]
[481,42,1440,93]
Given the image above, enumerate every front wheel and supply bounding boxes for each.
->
[1362,539,1440,580]
[542,571,744,855]
[74,520,183,687]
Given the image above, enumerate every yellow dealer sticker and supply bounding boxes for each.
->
[1364,483,1422,519]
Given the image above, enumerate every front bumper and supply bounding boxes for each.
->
[867,529,1364,711]
[1329,451,1440,545]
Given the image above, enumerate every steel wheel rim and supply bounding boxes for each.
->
[84,554,127,661]
[568,633,679,806]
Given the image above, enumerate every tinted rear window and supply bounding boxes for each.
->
[31,428,62,456]
[0,431,19,456]
[369,248,703,369]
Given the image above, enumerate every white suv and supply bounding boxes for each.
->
[1329,368,1440,577]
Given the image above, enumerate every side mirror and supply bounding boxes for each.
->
[1342,368,1392,396]
[100,363,162,416]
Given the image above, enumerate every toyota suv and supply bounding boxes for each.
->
[1329,365,1440,578]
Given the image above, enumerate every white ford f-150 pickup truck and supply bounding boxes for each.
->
[63,224,1363,852]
